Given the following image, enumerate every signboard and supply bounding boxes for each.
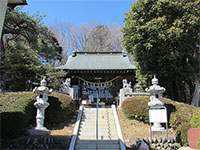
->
[149,106,168,143]
[89,95,94,102]
[149,108,167,123]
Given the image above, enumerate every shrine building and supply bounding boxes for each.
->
[57,51,136,105]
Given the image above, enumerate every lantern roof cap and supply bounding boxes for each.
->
[146,75,166,93]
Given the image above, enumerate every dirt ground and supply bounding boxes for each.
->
[49,113,77,136]
[117,107,150,147]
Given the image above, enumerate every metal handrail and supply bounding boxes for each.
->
[96,89,99,150]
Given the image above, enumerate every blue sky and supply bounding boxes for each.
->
[22,0,135,26]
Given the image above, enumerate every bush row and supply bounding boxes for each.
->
[121,96,200,146]
[0,92,76,138]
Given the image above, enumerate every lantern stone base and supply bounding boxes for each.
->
[28,127,50,135]
[152,122,165,131]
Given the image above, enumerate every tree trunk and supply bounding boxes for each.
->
[0,36,5,92]
[191,78,199,107]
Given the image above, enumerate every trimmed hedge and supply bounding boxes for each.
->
[121,96,200,146]
[121,96,149,123]
[45,93,76,126]
[0,92,36,138]
[0,92,76,139]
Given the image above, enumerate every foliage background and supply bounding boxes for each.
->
[122,0,200,104]
[1,7,66,92]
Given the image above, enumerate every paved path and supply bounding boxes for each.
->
[75,107,121,150]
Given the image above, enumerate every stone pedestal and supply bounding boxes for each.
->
[152,122,165,131]
[34,102,49,130]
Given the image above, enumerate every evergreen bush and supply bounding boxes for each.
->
[0,92,35,138]
[121,96,149,123]
[45,93,76,126]
[121,96,200,146]
[190,114,200,128]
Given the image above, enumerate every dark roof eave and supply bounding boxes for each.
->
[8,0,27,7]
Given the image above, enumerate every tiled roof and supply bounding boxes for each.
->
[56,51,136,70]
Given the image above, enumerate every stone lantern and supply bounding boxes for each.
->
[32,78,52,133]
[146,75,166,131]
[146,75,166,107]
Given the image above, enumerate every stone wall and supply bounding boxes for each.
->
[1,136,71,149]
[131,136,181,150]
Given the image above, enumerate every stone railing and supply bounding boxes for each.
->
[119,88,150,107]
[125,92,150,97]
[112,105,126,150]
[69,105,83,150]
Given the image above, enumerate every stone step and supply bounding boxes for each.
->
[76,140,119,144]
[75,107,120,149]
[75,143,120,149]
[78,130,118,135]
[77,137,119,140]
[79,129,118,133]
[80,123,116,126]
[75,148,120,150]
[78,135,119,139]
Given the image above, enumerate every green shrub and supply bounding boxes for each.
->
[0,92,36,138]
[122,96,149,123]
[121,96,200,146]
[176,123,191,146]
[45,93,76,126]
[166,99,200,146]
[190,114,200,128]
[198,137,200,149]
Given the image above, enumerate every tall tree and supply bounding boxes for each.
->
[122,0,200,105]
[50,22,124,53]
[70,22,96,51]
[68,23,124,52]
[50,21,72,65]
[1,8,63,91]
[85,25,111,51]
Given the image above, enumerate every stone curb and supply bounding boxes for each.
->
[112,104,126,150]
[69,105,83,150]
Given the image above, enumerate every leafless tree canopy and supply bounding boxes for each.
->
[50,22,124,64]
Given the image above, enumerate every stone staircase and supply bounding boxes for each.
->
[75,107,121,150]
